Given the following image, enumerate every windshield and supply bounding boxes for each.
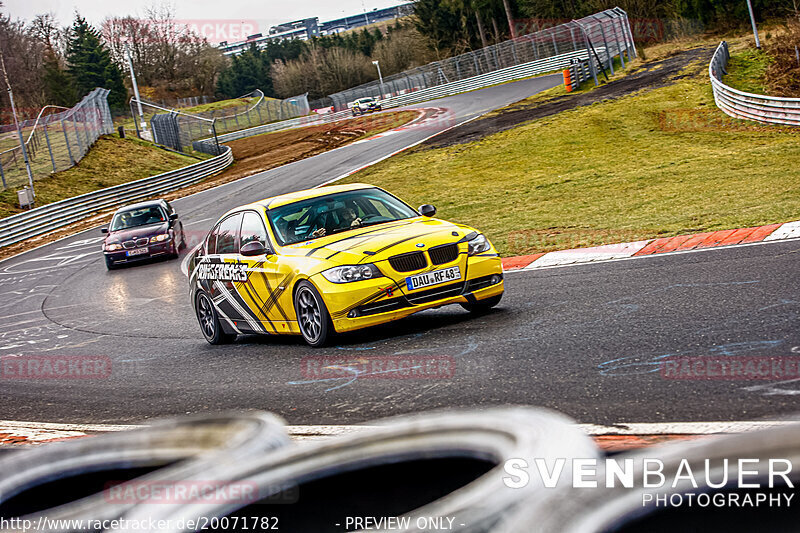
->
[360,98,374,103]
[110,206,167,231]
[268,188,418,246]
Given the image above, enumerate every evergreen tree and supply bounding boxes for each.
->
[216,45,273,98]
[65,15,127,109]
[42,46,76,107]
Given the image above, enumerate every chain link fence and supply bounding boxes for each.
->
[0,88,113,191]
[329,8,635,111]
[131,90,311,156]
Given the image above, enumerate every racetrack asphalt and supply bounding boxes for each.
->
[0,73,798,426]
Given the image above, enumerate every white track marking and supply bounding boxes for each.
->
[765,220,800,241]
[525,240,650,269]
[507,234,800,273]
[1,420,797,445]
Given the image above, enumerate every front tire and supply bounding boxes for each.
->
[461,294,502,314]
[195,291,236,345]
[104,256,116,270]
[294,281,332,347]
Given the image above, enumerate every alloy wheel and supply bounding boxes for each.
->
[197,293,216,339]
[297,288,322,342]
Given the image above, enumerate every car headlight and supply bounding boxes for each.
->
[150,234,170,243]
[322,264,383,283]
[106,243,122,251]
[467,233,492,256]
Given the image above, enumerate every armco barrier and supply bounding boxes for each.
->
[710,41,800,126]
[0,146,233,249]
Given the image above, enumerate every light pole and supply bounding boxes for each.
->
[125,45,147,133]
[746,0,761,49]
[372,60,385,99]
[0,49,35,203]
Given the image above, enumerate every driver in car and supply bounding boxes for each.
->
[310,207,362,238]
[342,207,362,228]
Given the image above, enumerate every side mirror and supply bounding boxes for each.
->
[418,204,437,218]
[241,241,269,257]
[169,213,179,221]
[100,227,108,234]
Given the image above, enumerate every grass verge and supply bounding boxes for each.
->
[339,46,800,257]
[723,47,772,93]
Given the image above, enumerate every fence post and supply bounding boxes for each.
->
[79,112,90,155]
[578,23,599,86]
[72,115,85,157]
[619,9,637,59]
[212,119,220,156]
[609,12,627,68]
[0,161,5,189]
[62,120,75,165]
[593,15,614,75]
[43,119,56,173]
[568,25,578,52]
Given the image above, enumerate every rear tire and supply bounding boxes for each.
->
[195,291,236,345]
[461,293,502,314]
[294,281,332,347]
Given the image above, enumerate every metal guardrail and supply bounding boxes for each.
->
[710,41,800,126]
[0,146,233,249]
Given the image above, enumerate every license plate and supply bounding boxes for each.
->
[406,266,461,291]
[126,247,149,257]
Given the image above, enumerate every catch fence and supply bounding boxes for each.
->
[132,90,310,155]
[329,8,635,111]
[0,88,113,191]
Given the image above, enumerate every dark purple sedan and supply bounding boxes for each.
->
[101,199,186,270]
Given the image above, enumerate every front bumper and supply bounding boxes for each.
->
[104,241,173,264]
[313,255,504,334]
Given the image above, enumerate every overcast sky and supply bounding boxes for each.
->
[4,0,408,42]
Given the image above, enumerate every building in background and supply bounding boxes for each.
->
[218,3,413,56]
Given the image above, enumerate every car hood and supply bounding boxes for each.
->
[106,222,169,243]
[281,217,474,265]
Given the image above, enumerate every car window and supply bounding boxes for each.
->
[206,224,220,255]
[110,206,167,231]
[216,213,243,255]
[240,211,269,250]
[268,188,418,246]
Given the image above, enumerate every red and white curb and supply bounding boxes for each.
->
[1,420,794,452]
[501,221,800,272]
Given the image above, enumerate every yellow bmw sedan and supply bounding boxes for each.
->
[188,183,504,346]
